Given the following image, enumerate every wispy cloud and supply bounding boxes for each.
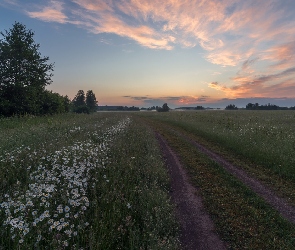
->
[210,66,295,98]
[26,1,67,23]
[263,41,295,70]
[206,50,242,67]
[123,94,211,105]
[123,96,151,101]
[209,82,228,93]
[72,0,112,12]
[14,1,295,60]
[241,58,258,72]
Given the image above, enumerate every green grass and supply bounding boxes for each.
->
[89,120,179,249]
[143,118,295,249]
[0,113,179,249]
[135,111,295,206]
[3,110,295,249]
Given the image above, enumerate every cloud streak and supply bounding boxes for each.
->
[19,1,295,68]
[26,1,67,23]
[209,66,295,98]
[123,95,211,105]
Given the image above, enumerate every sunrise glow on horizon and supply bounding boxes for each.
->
[1,0,295,108]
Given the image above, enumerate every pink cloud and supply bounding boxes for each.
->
[210,66,295,98]
[72,0,112,12]
[262,41,295,70]
[21,0,295,74]
[209,82,230,93]
[124,94,212,106]
[209,81,260,98]
[176,95,209,105]
[206,50,242,67]
[116,0,229,50]
[261,79,295,97]
[27,1,67,23]
[91,12,174,49]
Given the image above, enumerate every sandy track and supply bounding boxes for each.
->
[156,133,227,250]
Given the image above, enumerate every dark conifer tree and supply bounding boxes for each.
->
[86,90,98,112]
[72,90,89,113]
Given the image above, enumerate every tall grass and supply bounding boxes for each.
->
[0,113,179,249]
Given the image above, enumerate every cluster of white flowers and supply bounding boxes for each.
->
[0,117,131,247]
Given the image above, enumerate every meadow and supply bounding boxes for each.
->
[1,110,295,249]
[0,113,179,249]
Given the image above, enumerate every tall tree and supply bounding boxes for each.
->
[86,90,98,112]
[72,90,89,113]
[72,90,86,107]
[0,22,54,116]
[157,103,170,112]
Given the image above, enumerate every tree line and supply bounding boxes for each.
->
[225,103,295,110]
[0,22,98,117]
[144,103,170,112]
[245,103,295,110]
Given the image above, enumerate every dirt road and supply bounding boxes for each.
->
[156,133,227,250]
[155,127,295,249]
[169,129,295,225]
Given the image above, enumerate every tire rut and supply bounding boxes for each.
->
[156,133,227,250]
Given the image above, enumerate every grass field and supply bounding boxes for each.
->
[0,113,179,249]
[1,110,295,249]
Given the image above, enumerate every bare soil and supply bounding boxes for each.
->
[156,133,227,250]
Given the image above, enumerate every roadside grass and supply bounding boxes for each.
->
[89,119,179,249]
[135,111,295,206]
[146,119,295,249]
[0,113,179,249]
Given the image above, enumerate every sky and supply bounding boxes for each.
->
[1,0,295,108]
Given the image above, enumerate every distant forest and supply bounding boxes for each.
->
[225,103,295,110]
